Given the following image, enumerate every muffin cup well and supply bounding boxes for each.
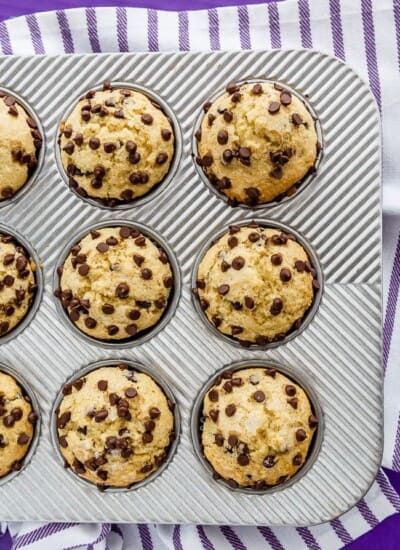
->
[191,359,323,495]
[192,78,324,209]
[50,358,180,492]
[0,224,44,345]
[0,362,41,486]
[53,219,181,349]
[55,81,183,210]
[191,218,323,350]
[0,88,45,208]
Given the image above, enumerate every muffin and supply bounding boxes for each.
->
[55,226,174,341]
[56,364,175,488]
[196,81,319,206]
[60,82,175,206]
[0,370,38,478]
[201,367,318,489]
[0,233,37,338]
[194,222,320,346]
[0,94,42,201]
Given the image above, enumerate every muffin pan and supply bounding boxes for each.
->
[0,49,381,526]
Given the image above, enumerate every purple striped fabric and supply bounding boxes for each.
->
[56,10,74,53]
[116,7,129,52]
[298,0,312,48]
[330,518,353,545]
[86,7,101,52]
[173,525,184,550]
[258,526,285,550]
[296,527,321,550]
[361,0,381,110]
[208,8,221,50]
[329,0,345,60]
[196,525,215,550]
[237,5,251,49]
[383,234,400,372]
[0,20,12,54]
[393,421,400,470]
[14,523,75,548]
[376,469,400,511]
[178,11,190,50]
[138,524,153,550]
[220,526,247,550]
[357,498,379,528]
[394,0,400,69]
[147,8,159,51]
[268,3,281,48]
[26,14,44,54]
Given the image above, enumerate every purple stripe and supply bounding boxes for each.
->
[116,7,129,52]
[26,14,44,54]
[14,523,75,548]
[147,9,159,52]
[237,5,251,49]
[383,233,400,371]
[197,526,215,550]
[298,0,312,48]
[178,11,190,51]
[172,525,183,550]
[138,524,153,550]
[258,526,285,550]
[0,21,12,55]
[330,518,353,545]
[296,527,321,550]
[268,3,281,49]
[92,524,111,545]
[394,0,400,70]
[56,10,74,53]
[393,418,400,470]
[85,8,101,53]
[357,498,379,528]
[329,0,345,60]
[376,469,400,511]
[111,524,123,537]
[220,526,247,550]
[361,0,382,110]
[208,8,220,50]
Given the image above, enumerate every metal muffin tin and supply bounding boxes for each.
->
[0,49,381,526]
[50,358,180,492]
[191,218,323,349]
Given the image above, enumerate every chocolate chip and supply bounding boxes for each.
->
[141,268,152,280]
[212,315,222,327]
[209,410,219,422]
[116,283,129,298]
[81,111,91,122]
[252,83,263,95]
[156,152,168,165]
[84,317,97,329]
[231,326,243,336]
[232,256,245,270]
[218,284,230,296]
[128,309,141,321]
[8,105,18,116]
[208,389,218,402]
[215,433,224,447]
[280,91,292,105]
[296,428,307,442]
[237,454,249,466]
[95,410,108,422]
[57,411,71,429]
[73,133,84,146]
[202,154,213,167]
[107,325,119,336]
[97,469,108,481]
[271,234,285,245]
[98,380,108,391]
[223,381,233,393]
[295,260,306,272]
[270,297,283,316]
[313,279,320,291]
[78,264,89,276]
[133,254,145,267]
[155,297,166,309]
[161,128,172,141]
[200,298,209,311]
[106,236,118,246]
[63,142,74,155]
[142,432,153,444]
[125,387,137,398]
[149,407,161,419]
[309,415,319,428]
[141,113,153,125]
[239,147,251,160]
[125,324,137,336]
[231,92,242,103]
[287,397,298,409]
[3,415,14,427]
[270,166,283,179]
[101,303,114,315]
[268,102,280,114]
[59,435,68,448]
[263,455,276,468]
[222,149,233,163]
[292,453,302,466]
[271,254,283,266]
[217,130,229,145]
[226,435,237,447]
[134,236,146,247]
[17,433,29,445]
[265,368,276,378]
[225,404,236,417]
[96,242,109,253]
[114,109,125,119]
[89,137,100,150]
[253,391,265,402]
[292,113,303,126]
[228,236,238,248]
[280,268,291,282]
[4,275,14,286]
[144,420,155,432]
[244,187,260,204]
[285,385,296,396]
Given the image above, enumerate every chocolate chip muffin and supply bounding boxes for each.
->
[56,364,175,488]
[196,82,319,206]
[0,233,37,338]
[55,226,174,341]
[60,82,175,206]
[194,223,320,345]
[0,94,42,201]
[0,371,38,478]
[201,367,318,489]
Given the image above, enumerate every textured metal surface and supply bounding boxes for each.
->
[0,49,381,526]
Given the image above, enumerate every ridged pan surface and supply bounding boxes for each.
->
[0,49,381,526]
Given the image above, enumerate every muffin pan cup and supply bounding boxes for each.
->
[0,87,45,209]
[191,218,323,349]
[55,81,183,210]
[0,49,382,526]
[192,78,324,209]
[50,358,181,492]
[53,219,181,349]
[0,362,41,486]
[0,223,44,345]
[191,359,324,494]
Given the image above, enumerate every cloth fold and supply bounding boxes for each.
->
[0,1,399,548]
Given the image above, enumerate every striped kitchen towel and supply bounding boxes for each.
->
[1,0,400,548]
